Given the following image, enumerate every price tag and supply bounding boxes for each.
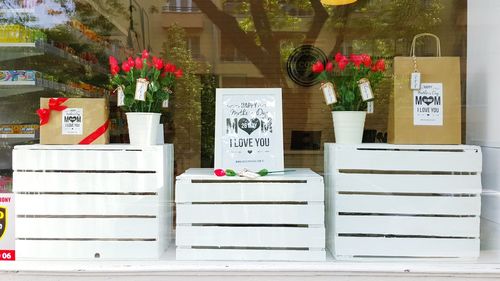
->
[320,82,337,105]
[0,250,15,261]
[116,86,125,106]
[411,72,421,90]
[367,101,374,114]
[358,78,374,101]
[162,99,169,108]
[134,78,148,101]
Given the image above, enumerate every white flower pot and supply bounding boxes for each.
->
[332,111,366,144]
[126,112,161,145]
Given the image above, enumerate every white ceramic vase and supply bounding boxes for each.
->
[126,112,161,145]
[332,111,366,144]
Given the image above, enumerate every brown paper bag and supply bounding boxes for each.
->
[389,33,461,144]
[39,98,109,144]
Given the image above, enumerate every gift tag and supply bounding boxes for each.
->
[320,82,337,105]
[411,72,421,90]
[162,99,169,108]
[116,86,125,106]
[134,78,148,101]
[358,78,374,101]
[367,101,374,114]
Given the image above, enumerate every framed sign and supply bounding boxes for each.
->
[215,88,284,172]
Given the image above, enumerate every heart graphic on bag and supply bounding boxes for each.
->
[68,116,78,123]
[422,96,434,106]
[238,118,260,135]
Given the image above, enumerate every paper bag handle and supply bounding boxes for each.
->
[410,33,441,57]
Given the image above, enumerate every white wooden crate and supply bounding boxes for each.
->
[13,144,174,260]
[175,168,326,261]
[324,144,482,259]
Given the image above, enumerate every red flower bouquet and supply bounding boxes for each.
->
[312,53,385,111]
[109,50,183,113]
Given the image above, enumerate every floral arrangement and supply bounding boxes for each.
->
[311,53,386,111]
[108,49,183,113]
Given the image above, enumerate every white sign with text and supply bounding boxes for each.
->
[215,88,284,172]
[413,83,443,126]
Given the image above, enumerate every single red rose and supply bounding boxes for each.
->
[372,59,386,72]
[164,63,176,73]
[121,61,131,73]
[311,60,324,73]
[152,56,164,70]
[108,56,118,66]
[214,169,226,177]
[135,57,143,69]
[338,57,349,71]
[110,64,120,75]
[349,54,363,68]
[361,54,372,68]
[174,68,183,78]
[127,56,135,68]
[141,49,149,59]
[335,52,346,63]
[325,61,334,72]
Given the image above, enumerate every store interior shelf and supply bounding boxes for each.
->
[0,42,107,73]
[0,78,104,97]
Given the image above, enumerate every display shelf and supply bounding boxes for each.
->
[0,42,107,73]
[0,77,105,97]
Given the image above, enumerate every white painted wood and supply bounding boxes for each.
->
[13,146,161,171]
[176,181,323,203]
[329,144,481,172]
[336,216,480,237]
[325,144,482,259]
[16,218,159,239]
[176,226,325,248]
[335,173,481,194]
[176,248,326,261]
[335,237,480,258]
[336,194,481,215]
[16,240,162,260]
[13,172,160,193]
[15,194,159,216]
[177,204,324,225]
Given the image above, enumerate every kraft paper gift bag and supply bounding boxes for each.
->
[389,33,461,144]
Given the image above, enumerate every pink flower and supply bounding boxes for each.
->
[371,59,386,72]
[361,54,372,68]
[135,57,143,69]
[121,61,131,73]
[110,64,120,75]
[141,49,149,59]
[337,57,349,71]
[152,56,164,70]
[335,52,346,63]
[174,68,183,78]
[311,60,324,73]
[127,56,135,68]
[108,56,118,66]
[349,54,363,68]
[325,61,334,72]
[164,63,176,73]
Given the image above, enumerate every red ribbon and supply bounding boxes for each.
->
[78,120,110,145]
[36,98,69,125]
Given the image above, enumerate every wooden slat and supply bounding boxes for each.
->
[335,237,480,258]
[336,216,480,237]
[13,149,162,171]
[176,204,324,225]
[16,240,161,260]
[13,172,160,193]
[336,194,481,215]
[334,173,481,194]
[176,181,323,203]
[15,194,159,216]
[176,226,325,248]
[329,144,482,172]
[176,248,326,261]
[16,218,159,239]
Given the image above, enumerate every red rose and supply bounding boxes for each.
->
[110,64,120,75]
[361,54,372,68]
[141,49,149,59]
[311,60,324,73]
[121,61,131,73]
[164,63,176,73]
[174,68,183,78]
[135,57,143,69]
[335,52,346,63]
[160,71,167,78]
[152,56,164,70]
[349,54,363,68]
[325,61,334,72]
[337,57,349,71]
[372,59,386,72]
[108,56,118,66]
[127,56,135,68]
